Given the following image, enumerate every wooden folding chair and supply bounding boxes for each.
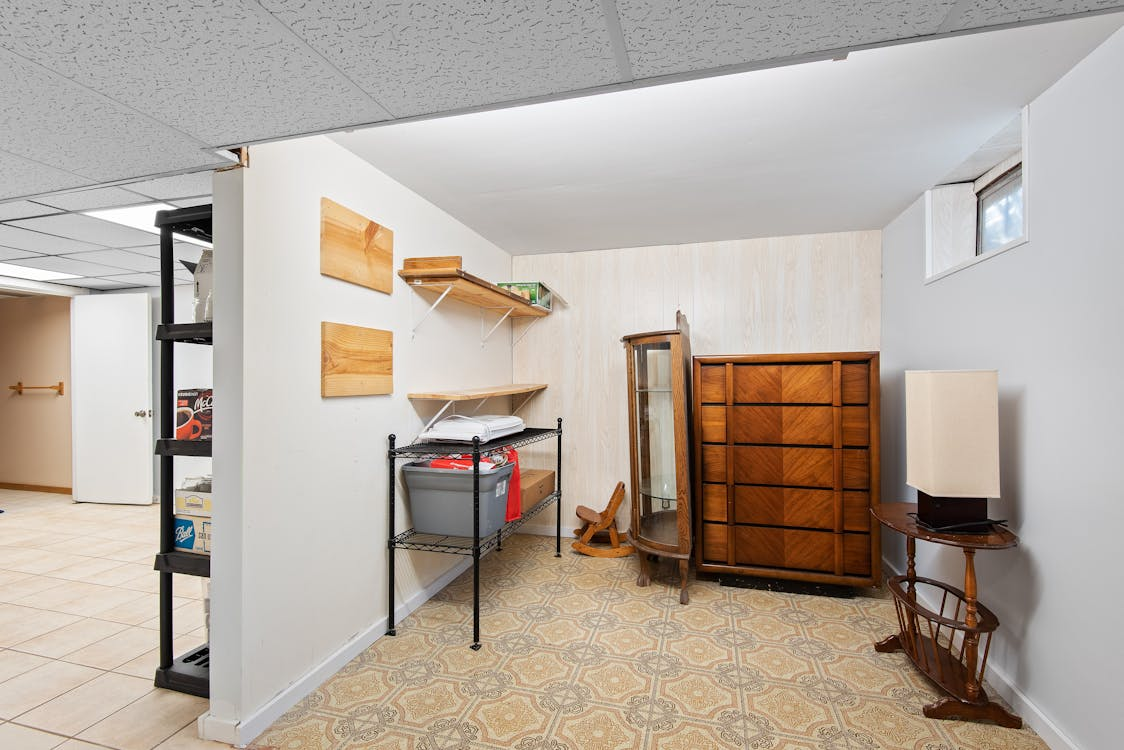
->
[571,482,635,558]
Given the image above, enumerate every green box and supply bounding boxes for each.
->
[497,281,552,311]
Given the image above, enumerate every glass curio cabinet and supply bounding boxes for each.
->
[623,312,693,604]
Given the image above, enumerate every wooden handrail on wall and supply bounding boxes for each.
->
[8,381,64,396]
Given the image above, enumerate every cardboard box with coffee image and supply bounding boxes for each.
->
[176,388,213,440]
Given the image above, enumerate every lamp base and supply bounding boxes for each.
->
[916,492,992,534]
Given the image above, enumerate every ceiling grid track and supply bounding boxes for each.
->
[248,0,398,121]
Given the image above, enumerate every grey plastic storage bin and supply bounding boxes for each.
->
[402,461,515,537]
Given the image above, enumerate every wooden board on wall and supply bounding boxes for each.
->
[321,322,393,397]
[320,197,394,293]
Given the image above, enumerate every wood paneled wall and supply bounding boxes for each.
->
[512,231,881,532]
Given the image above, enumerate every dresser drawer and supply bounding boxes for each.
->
[731,446,834,487]
[732,364,833,404]
[730,405,833,445]
[734,526,834,572]
[733,486,833,529]
[701,522,728,563]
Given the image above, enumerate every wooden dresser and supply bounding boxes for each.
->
[693,352,880,586]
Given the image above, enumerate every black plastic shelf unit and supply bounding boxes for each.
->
[157,322,213,345]
[155,439,212,457]
[155,205,213,243]
[155,204,214,698]
[387,419,563,650]
[154,643,210,698]
[154,551,211,578]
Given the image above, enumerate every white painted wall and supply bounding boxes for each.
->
[880,28,1124,750]
[513,232,881,534]
[204,136,514,743]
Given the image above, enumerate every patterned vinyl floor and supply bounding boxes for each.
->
[251,534,1045,750]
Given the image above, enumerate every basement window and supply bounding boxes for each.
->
[924,110,1029,283]
[976,164,1024,255]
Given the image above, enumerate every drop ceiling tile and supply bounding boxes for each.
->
[5,255,131,278]
[258,0,621,117]
[37,186,155,212]
[130,242,204,265]
[9,214,159,249]
[59,277,135,290]
[0,200,62,221]
[0,47,226,184]
[100,272,163,287]
[0,245,42,261]
[125,173,214,201]
[0,148,92,201]
[0,2,390,145]
[59,249,161,273]
[0,224,104,254]
[950,1,1124,29]
[169,196,212,208]
[615,0,958,77]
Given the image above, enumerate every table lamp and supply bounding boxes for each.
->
[905,370,1000,533]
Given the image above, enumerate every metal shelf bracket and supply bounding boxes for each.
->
[411,283,454,338]
[512,316,541,347]
[480,307,514,346]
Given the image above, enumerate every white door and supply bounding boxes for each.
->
[71,293,153,504]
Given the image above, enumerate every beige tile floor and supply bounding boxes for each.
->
[0,489,228,750]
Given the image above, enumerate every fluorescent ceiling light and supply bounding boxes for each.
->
[84,202,213,248]
[0,262,80,282]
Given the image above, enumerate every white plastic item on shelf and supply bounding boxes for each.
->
[418,414,524,443]
[193,249,213,322]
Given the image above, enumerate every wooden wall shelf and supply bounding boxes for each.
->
[408,383,547,433]
[407,384,547,401]
[399,259,550,319]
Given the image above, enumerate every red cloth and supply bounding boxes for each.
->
[505,449,521,522]
[427,450,521,522]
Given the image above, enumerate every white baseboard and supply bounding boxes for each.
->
[880,555,1076,750]
[517,521,563,538]
[199,558,472,747]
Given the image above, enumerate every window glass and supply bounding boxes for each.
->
[977,166,1023,254]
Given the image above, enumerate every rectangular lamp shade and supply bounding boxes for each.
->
[905,370,1000,498]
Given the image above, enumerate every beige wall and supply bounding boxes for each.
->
[512,230,881,532]
[0,295,72,489]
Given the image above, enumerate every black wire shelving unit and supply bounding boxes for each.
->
[387,419,562,650]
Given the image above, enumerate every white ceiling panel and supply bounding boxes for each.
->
[126,172,214,200]
[0,148,91,200]
[6,255,132,277]
[169,196,212,208]
[130,242,205,265]
[950,0,1124,29]
[59,249,160,273]
[0,224,104,254]
[174,268,194,282]
[9,213,160,249]
[0,1,391,145]
[259,0,621,117]
[0,245,40,261]
[0,47,226,184]
[101,272,164,287]
[37,186,154,212]
[0,200,61,221]
[58,277,134,290]
[616,0,957,77]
